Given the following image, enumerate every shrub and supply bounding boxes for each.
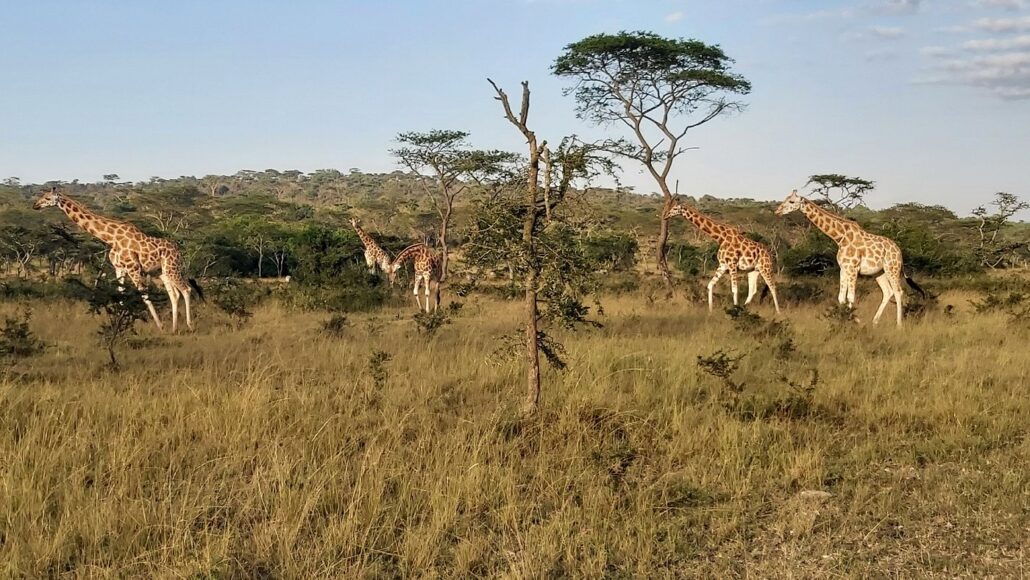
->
[209,278,267,328]
[0,310,46,360]
[320,314,349,339]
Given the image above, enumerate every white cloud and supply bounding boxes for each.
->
[760,8,854,25]
[922,50,1030,99]
[866,48,901,61]
[870,26,906,39]
[934,25,971,34]
[921,46,958,57]
[972,0,1028,10]
[974,16,1030,32]
[665,11,683,23]
[962,34,1030,49]
[878,0,923,14]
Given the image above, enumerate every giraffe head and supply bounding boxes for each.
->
[386,262,402,286]
[350,218,360,229]
[775,190,803,216]
[665,200,690,219]
[32,187,62,210]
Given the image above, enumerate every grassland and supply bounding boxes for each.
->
[1,284,1028,578]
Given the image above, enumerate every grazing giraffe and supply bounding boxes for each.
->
[32,188,203,332]
[775,189,924,326]
[387,243,441,313]
[350,218,393,273]
[666,201,781,314]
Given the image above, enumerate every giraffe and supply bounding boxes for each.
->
[350,218,393,273]
[775,189,924,326]
[32,188,203,332]
[666,201,781,314]
[387,243,441,313]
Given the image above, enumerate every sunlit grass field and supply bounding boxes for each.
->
[1,286,1028,577]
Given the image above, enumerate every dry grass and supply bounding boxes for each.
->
[1,288,1028,578]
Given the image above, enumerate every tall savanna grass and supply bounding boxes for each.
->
[1,285,1027,577]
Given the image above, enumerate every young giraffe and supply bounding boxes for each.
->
[387,243,441,313]
[32,188,203,332]
[350,218,393,273]
[775,189,924,326]
[666,201,781,314]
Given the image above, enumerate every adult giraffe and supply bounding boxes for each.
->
[32,188,203,332]
[387,243,441,313]
[775,189,924,326]
[666,201,781,314]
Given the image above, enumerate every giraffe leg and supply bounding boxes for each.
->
[888,270,905,327]
[412,276,423,311]
[846,270,858,309]
[743,271,760,306]
[872,274,892,325]
[762,273,782,315]
[160,274,180,333]
[730,270,740,306]
[126,268,163,330]
[182,286,194,331]
[423,273,432,313]
[707,265,729,312]
[838,268,849,305]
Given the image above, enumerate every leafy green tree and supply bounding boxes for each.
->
[972,192,1029,269]
[805,174,875,212]
[465,80,609,416]
[553,30,751,283]
[392,130,518,280]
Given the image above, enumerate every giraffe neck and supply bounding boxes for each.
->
[799,199,853,244]
[56,197,122,245]
[678,206,736,244]
[392,244,425,267]
[354,225,384,253]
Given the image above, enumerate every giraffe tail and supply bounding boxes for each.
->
[904,273,926,299]
[759,285,770,303]
[188,278,206,302]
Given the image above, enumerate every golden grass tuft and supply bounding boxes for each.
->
[1,289,1027,577]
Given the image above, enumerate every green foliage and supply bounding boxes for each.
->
[805,174,874,211]
[209,278,266,328]
[553,31,751,126]
[320,314,349,339]
[668,241,718,276]
[0,310,46,360]
[582,231,638,271]
[86,280,150,370]
[412,310,451,336]
[781,229,838,277]
[696,349,744,394]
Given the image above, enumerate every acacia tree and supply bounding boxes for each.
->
[552,31,751,283]
[391,130,515,280]
[806,174,875,212]
[972,192,1029,269]
[464,79,610,416]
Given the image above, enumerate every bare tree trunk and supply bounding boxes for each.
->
[490,78,542,417]
[439,206,451,282]
[541,145,553,224]
[656,192,674,285]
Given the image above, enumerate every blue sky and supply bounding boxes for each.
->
[1,0,1027,215]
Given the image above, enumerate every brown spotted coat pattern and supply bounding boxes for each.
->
[33,189,198,331]
[776,190,907,326]
[350,219,392,273]
[667,202,781,313]
[388,243,441,312]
